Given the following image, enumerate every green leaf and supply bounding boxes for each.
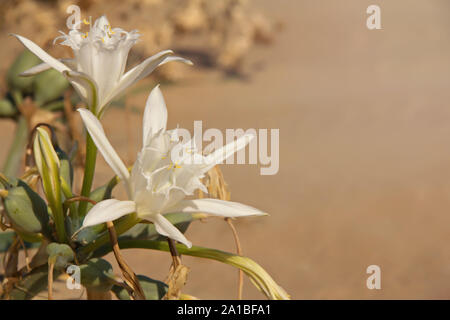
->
[0,231,41,253]
[2,116,28,177]
[33,69,69,106]
[111,275,168,300]
[106,240,290,300]
[72,177,119,245]
[56,147,73,192]
[6,50,41,94]
[120,212,194,242]
[87,175,119,211]
[7,265,60,300]
[79,258,114,292]
[0,98,17,117]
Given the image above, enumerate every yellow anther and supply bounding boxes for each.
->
[102,37,105,43]
[167,162,182,171]
[83,18,90,25]
[81,32,89,39]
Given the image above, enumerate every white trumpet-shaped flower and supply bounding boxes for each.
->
[13,15,191,115]
[78,85,266,248]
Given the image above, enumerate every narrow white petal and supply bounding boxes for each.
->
[100,50,173,108]
[143,85,167,146]
[20,59,76,76]
[204,134,255,169]
[121,50,173,83]
[158,56,193,67]
[146,213,192,248]
[78,109,131,195]
[82,199,136,228]
[12,34,70,73]
[63,70,98,112]
[165,198,267,218]
[102,51,191,108]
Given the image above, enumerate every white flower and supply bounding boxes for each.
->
[78,85,266,248]
[12,15,191,116]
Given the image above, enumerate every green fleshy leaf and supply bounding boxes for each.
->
[107,240,291,300]
[6,50,41,94]
[79,258,114,292]
[0,232,40,253]
[2,116,28,177]
[0,98,17,117]
[33,69,69,106]
[72,177,119,245]
[121,212,194,242]
[7,265,60,300]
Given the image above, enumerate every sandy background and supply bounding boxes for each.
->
[2,0,450,299]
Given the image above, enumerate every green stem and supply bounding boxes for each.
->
[3,116,28,176]
[97,240,223,260]
[78,134,97,217]
[61,177,79,230]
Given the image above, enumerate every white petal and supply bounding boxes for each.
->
[12,34,70,73]
[82,199,136,228]
[63,70,98,112]
[20,59,76,76]
[159,56,193,67]
[102,51,191,107]
[165,198,267,218]
[78,109,132,196]
[93,15,110,30]
[143,85,167,146]
[204,134,255,170]
[145,213,192,248]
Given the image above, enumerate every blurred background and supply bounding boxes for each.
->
[2,0,450,299]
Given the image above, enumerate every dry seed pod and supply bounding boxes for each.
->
[2,181,52,241]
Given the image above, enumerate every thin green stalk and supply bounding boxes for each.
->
[60,177,79,229]
[78,134,97,217]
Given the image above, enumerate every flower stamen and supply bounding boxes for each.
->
[167,161,182,171]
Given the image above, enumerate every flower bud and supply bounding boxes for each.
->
[33,127,66,241]
[34,127,61,206]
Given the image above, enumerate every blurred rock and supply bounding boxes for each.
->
[1,0,278,77]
